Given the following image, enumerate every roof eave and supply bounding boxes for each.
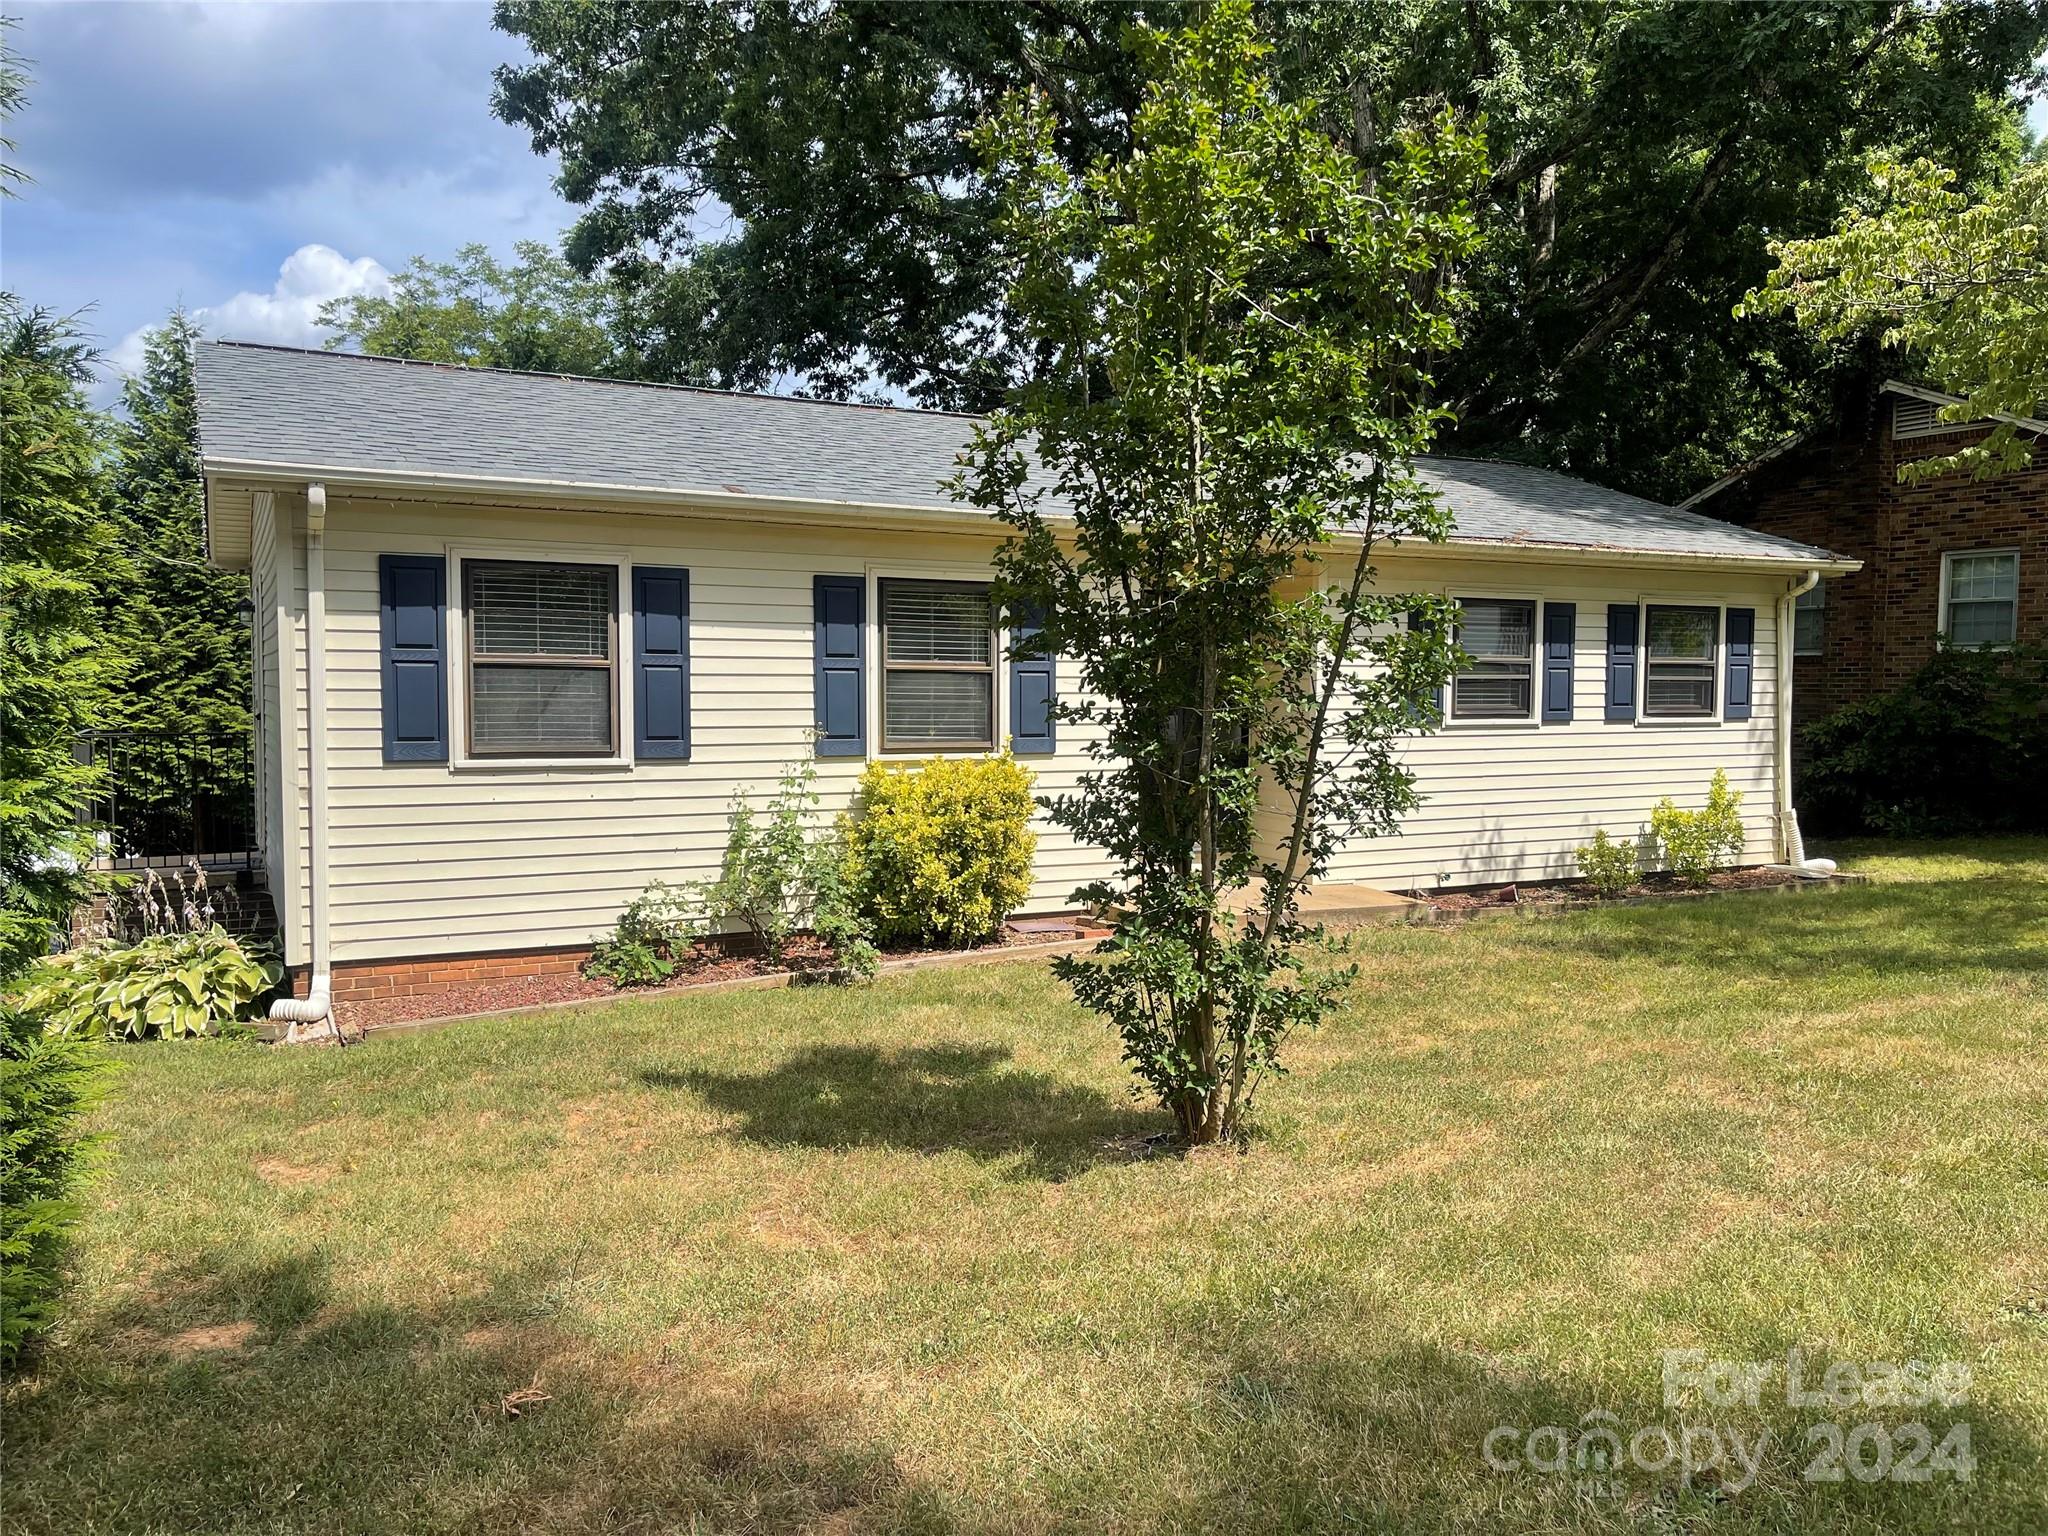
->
[1879,378,2048,437]
[201,456,1856,574]
[1421,535,1858,576]
[198,455,1007,534]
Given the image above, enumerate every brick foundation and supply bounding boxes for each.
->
[295,945,595,1007]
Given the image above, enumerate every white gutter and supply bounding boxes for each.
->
[268,482,338,1040]
[203,459,1860,578]
[1774,568,1834,876]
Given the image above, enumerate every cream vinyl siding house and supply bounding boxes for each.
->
[196,343,1856,982]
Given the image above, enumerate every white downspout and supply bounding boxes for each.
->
[269,482,336,1036]
[1775,567,1833,876]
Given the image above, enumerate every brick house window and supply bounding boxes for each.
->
[1793,581,1825,657]
[1940,551,2019,649]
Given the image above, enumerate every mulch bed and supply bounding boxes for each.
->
[343,921,1108,1032]
[1421,865,1807,914]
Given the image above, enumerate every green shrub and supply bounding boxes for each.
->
[1575,829,1639,897]
[811,852,880,985]
[1799,643,2048,836]
[701,759,838,966]
[1649,769,1747,888]
[1,1001,108,1369]
[845,754,1038,947]
[583,880,698,987]
[582,939,675,988]
[15,927,281,1040]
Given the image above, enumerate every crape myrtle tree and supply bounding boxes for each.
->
[954,2,1478,1146]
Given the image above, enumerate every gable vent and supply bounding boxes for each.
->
[1891,396,1947,438]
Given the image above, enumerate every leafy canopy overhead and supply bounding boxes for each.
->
[492,0,2047,499]
[957,2,1476,1144]
[1747,156,2048,482]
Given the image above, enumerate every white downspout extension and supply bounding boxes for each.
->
[269,483,336,1036]
[1775,567,1834,876]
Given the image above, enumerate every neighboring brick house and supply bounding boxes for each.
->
[1683,380,2045,727]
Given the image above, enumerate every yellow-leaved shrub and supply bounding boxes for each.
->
[845,755,1038,947]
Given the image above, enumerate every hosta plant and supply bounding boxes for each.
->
[17,927,282,1041]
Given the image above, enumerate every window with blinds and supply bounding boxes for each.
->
[880,579,994,749]
[1451,598,1536,720]
[1642,604,1718,718]
[464,559,617,755]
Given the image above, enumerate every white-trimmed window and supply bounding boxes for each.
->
[1451,597,1536,720]
[880,578,995,750]
[1794,580,1826,657]
[462,558,618,757]
[1941,551,2018,649]
[1642,604,1718,718]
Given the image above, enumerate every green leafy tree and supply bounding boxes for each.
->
[319,239,721,384]
[1,299,126,975]
[1746,156,2047,482]
[493,0,2046,498]
[956,4,1474,1146]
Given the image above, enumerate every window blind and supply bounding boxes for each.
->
[465,559,617,755]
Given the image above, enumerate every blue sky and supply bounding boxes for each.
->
[6,0,573,403]
[5,3,2046,409]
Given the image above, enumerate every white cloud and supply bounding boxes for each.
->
[103,243,392,390]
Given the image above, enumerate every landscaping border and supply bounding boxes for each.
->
[262,933,1108,1044]
[1365,869,1869,929]
[266,873,1870,1043]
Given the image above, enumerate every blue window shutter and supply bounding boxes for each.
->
[1008,604,1057,755]
[1604,604,1638,723]
[633,566,690,759]
[379,554,447,762]
[1725,606,1755,720]
[813,575,866,756]
[1541,602,1576,723]
[1407,608,1444,726]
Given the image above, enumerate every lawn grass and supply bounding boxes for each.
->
[4,842,2045,1534]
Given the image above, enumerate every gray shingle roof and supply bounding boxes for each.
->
[1410,457,1841,563]
[196,342,1846,566]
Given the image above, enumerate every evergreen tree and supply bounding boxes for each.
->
[0,298,126,975]
[102,311,251,749]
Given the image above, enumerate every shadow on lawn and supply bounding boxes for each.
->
[644,1040,1159,1181]
[1554,874,2047,983]
[9,1250,2042,1533]
[0,1248,952,1536]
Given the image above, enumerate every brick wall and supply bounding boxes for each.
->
[285,945,593,1007]
[1706,397,2046,726]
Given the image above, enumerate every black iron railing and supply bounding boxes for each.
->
[80,729,257,871]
